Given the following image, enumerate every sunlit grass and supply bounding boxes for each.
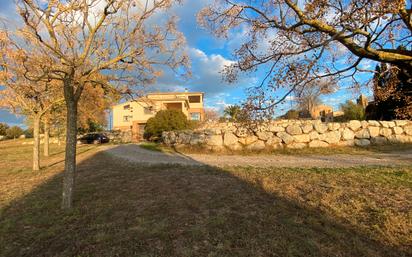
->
[0,139,411,256]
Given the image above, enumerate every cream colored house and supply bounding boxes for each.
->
[112,92,204,141]
[309,105,343,122]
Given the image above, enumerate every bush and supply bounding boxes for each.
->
[340,101,365,121]
[144,110,192,141]
[24,128,34,138]
[6,126,24,139]
[282,109,300,119]
[0,123,9,136]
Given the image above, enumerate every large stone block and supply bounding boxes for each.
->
[355,129,370,139]
[277,132,294,144]
[309,140,329,148]
[319,131,341,144]
[355,139,371,147]
[348,120,362,131]
[395,120,409,127]
[387,121,396,128]
[286,142,307,149]
[190,134,206,145]
[246,140,266,151]
[404,126,412,136]
[266,136,282,146]
[286,124,302,135]
[178,133,192,144]
[314,122,328,133]
[301,124,313,133]
[223,132,239,146]
[393,127,403,135]
[239,135,258,146]
[293,134,311,143]
[256,131,273,141]
[268,125,285,132]
[327,123,341,131]
[394,135,412,143]
[205,128,221,135]
[368,120,380,126]
[206,134,223,146]
[361,120,369,128]
[266,142,284,150]
[309,131,320,140]
[380,128,392,137]
[368,127,380,137]
[162,131,176,145]
[235,127,249,137]
[226,142,243,151]
[380,121,395,128]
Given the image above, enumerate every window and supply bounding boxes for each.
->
[123,104,130,110]
[188,95,201,103]
[190,112,201,121]
[123,115,133,122]
[144,107,153,115]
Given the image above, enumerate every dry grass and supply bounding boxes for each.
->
[165,142,412,156]
[0,140,411,256]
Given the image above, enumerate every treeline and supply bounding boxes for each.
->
[0,123,26,139]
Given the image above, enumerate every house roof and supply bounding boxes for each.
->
[112,92,204,108]
[147,91,204,96]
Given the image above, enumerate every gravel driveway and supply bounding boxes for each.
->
[104,144,412,168]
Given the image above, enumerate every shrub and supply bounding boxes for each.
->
[340,101,365,121]
[223,105,251,122]
[24,128,34,138]
[0,123,9,136]
[282,109,300,119]
[144,110,191,141]
[6,126,24,139]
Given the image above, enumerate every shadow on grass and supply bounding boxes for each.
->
[44,146,98,169]
[0,145,410,257]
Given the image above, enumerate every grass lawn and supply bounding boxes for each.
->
[0,140,411,256]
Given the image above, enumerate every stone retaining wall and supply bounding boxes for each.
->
[162,120,412,151]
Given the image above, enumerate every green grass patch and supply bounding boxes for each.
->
[138,142,163,152]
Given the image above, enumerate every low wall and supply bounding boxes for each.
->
[105,130,132,143]
[162,120,412,151]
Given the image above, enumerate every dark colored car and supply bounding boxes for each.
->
[78,133,109,144]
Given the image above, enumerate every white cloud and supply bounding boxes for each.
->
[152,47,253,96]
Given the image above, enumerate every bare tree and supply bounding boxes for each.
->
[199,0,412,117]
[5,0,188,209]
[296,80,335,117]
[204,108,220,121]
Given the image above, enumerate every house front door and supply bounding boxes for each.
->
[138,124,146,141]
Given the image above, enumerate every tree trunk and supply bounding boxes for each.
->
[33,115,41,171]
[62,79,79,210]
[43,119,49,157]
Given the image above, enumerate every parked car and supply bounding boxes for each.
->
[78,133,109,144]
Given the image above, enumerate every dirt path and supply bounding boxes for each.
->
[104,144,412,168]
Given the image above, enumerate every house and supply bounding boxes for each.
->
[310,104,334,122]
[112,92,204,141]
[357,94,369,108]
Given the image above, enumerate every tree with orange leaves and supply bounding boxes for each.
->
[1,0,188,209]
[0,35,64,170]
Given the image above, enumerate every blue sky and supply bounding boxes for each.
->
[0,0,374,127]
